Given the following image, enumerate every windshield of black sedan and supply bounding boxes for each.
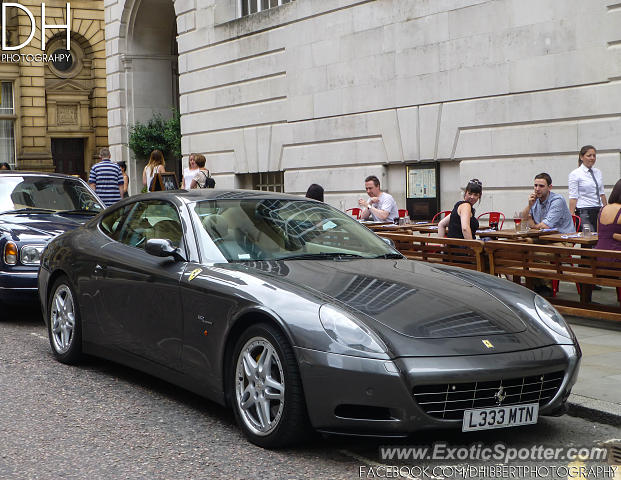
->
[192,198,398,262]
[0,176,103,214]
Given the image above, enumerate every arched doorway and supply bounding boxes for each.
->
[124,0,179,193]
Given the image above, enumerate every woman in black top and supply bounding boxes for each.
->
[438,179,483,239]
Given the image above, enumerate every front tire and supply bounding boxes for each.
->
[47,276,82,364]
[231,323,310,448]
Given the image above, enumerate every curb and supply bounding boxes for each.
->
[567,394,621,427]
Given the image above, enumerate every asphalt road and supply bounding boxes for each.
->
[1,307,619,480]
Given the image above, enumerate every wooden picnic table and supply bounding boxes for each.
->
[538,233,599,246]
[475,228,557,240]
[359,220,392,226]
[365,223,413,233]
[538,232,599,303]
[409,224,438,233]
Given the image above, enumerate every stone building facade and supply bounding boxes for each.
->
[104,0,621,214]
[0,0,108,176]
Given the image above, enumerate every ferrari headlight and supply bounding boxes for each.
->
[20,245,46,265]
[319,304,385,354]
[534,295,572,339]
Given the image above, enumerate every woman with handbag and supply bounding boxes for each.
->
[190,154,214,188]
[142,150,166,192]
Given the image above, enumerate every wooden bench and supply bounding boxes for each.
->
[485,241,621,321]
[377,233,486,271]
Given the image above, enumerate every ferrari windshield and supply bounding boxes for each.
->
[0,176,104,214]
[191,198,399,262]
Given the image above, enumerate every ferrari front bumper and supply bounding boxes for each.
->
[296,344,580,435]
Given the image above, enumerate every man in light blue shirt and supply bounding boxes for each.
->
[521,173,575,234]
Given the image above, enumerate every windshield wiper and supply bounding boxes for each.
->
[278,252,366,261]
[58,209,100,215]
[0,208,57,214]
[372,253,404,259]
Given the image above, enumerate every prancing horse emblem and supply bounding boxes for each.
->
[482,339,494,348]
[188,268,202,281]
[495,386,507,405]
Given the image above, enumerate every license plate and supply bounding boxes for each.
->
[462,403,539,432]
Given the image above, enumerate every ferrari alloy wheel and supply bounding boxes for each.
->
[48,276,82,364]
[231,323,309,448]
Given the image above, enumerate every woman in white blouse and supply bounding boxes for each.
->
[568,145,607,231]
[182,153,199,190]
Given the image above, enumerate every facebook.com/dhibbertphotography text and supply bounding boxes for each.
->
[355,442,619,479]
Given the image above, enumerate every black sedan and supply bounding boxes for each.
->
[38,190,581,448]
[0,171,104,307]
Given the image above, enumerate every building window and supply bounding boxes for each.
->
[240,0,292,17]
[252,171,284,192]
[0,82,16,169]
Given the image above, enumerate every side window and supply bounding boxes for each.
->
[100,204,132,241]
[116,200,184,250]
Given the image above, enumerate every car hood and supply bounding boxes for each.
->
[0,212,93,241]
[238,259,530,339]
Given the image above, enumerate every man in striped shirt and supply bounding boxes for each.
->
[88,147,124,207]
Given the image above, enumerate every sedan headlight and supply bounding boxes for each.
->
[319,304,385,354]
[20,244,46,265]
[534,295,573,339]
[4,242,17,265]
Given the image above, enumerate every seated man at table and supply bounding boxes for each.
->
[520,172,574,296]
[358,175,399,223]
[520,173,575,234]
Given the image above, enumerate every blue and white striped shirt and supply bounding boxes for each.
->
[89,159,123,207]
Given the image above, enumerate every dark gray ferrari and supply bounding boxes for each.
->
[38,190,581,448]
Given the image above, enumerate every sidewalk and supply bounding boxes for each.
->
[565,317,621,425]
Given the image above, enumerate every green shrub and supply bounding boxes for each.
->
[128,109,181,161]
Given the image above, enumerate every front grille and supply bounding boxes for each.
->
[413,371,564,420]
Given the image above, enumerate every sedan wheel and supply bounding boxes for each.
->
[231,323,309,448]
[48,276,82,364]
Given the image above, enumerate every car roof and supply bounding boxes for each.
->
[0,171,86,181]
[125,189,316,204]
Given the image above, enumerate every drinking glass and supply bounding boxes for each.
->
[513,212,522,232]
[582,223,592,237]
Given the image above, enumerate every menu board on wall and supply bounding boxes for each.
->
[407,166,437,198]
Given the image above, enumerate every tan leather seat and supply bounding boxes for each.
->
[150,219,182,247]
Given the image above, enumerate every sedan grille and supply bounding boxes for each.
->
[413,371,564,420]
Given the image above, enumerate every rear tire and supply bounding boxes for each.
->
[47,276,82,364]
[230,323,310,448]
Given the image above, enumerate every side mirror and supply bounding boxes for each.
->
[381,237,395,248]
[145,239,185,262]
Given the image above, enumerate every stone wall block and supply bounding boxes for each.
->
[284,165,386,193]
[396,106,419,162]
[418,104,442,160]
